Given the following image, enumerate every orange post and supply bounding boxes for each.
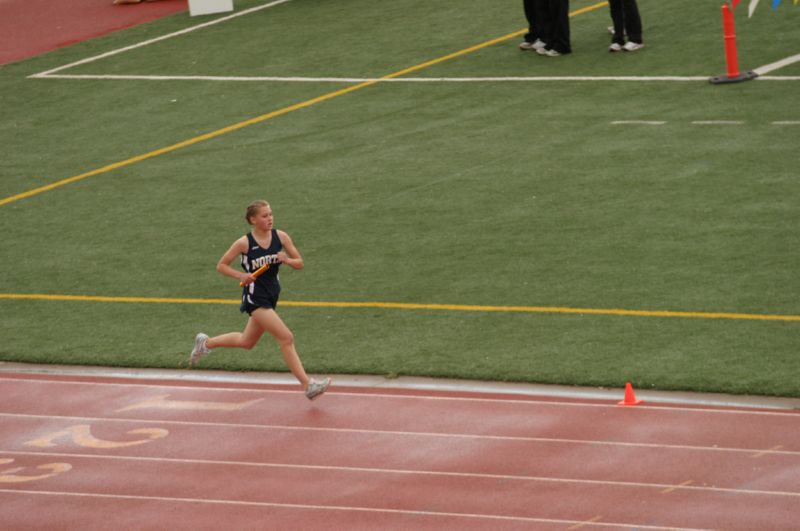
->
[617,382,643,406]
[722,3,741,77]
[710,3,758,84]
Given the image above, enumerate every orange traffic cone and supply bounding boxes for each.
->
[617,382,643,406]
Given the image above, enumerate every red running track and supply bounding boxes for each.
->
[1,372,799,529]
[0,0,186,66]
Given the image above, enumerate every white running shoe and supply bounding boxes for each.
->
[305,377,331,400]
[623,41,644,52]
[536,48,562,57]
[519,39,546,51]
[609,42,623,52]
[189,333,211,367]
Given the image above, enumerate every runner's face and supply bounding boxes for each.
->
[252,206,273,231]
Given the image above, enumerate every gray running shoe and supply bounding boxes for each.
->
[189,333,211,367]
[305,377,331,401]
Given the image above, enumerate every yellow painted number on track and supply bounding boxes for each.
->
[0,459,72,483]
[24,424,169,449]
[118,394,263,412]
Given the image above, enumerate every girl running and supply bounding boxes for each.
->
[189,200,331,400]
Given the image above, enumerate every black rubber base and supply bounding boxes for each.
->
[709,70,759,85]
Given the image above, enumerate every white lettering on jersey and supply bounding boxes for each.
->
[251,254,279,269]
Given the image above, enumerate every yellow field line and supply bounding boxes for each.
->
[0,2,608,207]
[2,293,798,322]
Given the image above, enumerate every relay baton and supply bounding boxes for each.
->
[239,264,269,287]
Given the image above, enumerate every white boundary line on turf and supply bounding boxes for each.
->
[3,450,798,499]
[2,376,800,416]
[613,121,800,125]
[31,74,800,82]
[0,489,708,530]
[3,413,800,456]
[754,53,800,75]
[28,0,294,79]
[34,74,712,82]
[611,120,666,125]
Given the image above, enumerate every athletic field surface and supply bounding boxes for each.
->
[1,0,799,399]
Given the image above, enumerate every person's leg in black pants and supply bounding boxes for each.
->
[608,0,626,46]
[609,0,642,46]
[522,0,538,44]
[622,0,643,44]
[547,0,571,54]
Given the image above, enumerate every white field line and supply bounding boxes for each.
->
[2,377,800,417]
[3,450,798,499]
[691,120,745,125]
[0,489,709,530]
[3,413,800,456]
[32,73,800,83]
[754,53,800,75]
[29,0,294,78]
[38,74,373,83]
[614,120,800,125]
[31,74,716,82]
[611,120,666,125]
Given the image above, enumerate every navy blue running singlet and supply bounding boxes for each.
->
[240,230,282,314]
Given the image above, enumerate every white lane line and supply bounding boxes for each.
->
[0,488,712,530]
[691,121,745,125]
[35,74,369,83]
[1,377,799,416]
[33,74,800,83]
[32,74,719,82]
[754,53,800,75]
[3,450,798,498]
[31,74,800,83]
[30,0,294,78]
[614,120,800,126]
[3,413,799,456]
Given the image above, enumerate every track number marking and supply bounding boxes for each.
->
[24,424,169,449]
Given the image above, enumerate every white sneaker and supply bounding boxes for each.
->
[305,377,331,400]
[537,48,561,57]
[609,42,623,52]
[189,333,211,367]
[623,41,644,51]
[519,39,546,51]
[607,25,614,35]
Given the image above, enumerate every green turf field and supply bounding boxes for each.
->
[1,0,798,396]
